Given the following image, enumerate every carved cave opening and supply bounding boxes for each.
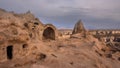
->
[43,27,55,40]
[7,46,13,60]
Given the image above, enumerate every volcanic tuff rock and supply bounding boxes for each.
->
[0,8,58,62]
[0,8,120,68]
[72,20,86,34]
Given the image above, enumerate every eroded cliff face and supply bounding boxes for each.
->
[0,8,120,68]
[0,8,58,62]
[72,20,86,34]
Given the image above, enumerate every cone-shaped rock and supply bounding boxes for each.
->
[72,20,86,34]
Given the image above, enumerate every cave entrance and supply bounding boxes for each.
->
[7,46,13,60]
[43,27,55,40]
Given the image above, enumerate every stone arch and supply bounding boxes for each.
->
[42,24,57,40]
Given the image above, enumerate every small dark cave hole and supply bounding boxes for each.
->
[23,44,28,49]
[39,53,47,60]
[7,46,13,60]
[24,23,28,28]
[34,22,39,25]
[118,57,120,61]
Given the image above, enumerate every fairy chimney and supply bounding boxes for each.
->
[72,20,86,34]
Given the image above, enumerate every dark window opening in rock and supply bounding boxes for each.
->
[24,23,28,28]
[34,22,39,25]
[39,53,46,60]
[43,27,55,40]
[101,49,106,52]
[23,44,28,48]
[118,57,120,61]
[7,46,13,60]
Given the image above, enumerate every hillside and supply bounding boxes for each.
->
[0,8,120,68]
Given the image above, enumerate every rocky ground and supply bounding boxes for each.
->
[0,35,120,68]
[0,8,120,68]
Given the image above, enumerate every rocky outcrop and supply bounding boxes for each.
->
[0,8,120,68]
[72,20,86,34]
[71,20,87,39]
[0,8,58,62]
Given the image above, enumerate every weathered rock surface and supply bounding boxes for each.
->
[0,8,120,68]
[0,8,58,62]
[72,20,86,34]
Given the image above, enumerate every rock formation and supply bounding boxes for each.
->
[0,8,120,68]
[0,8,58,62]
[71,20,88,39]
[72,20,86,34]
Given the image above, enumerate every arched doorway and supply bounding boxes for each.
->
[43,27,55,40]
[7,46,13,60]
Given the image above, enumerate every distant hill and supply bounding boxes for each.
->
[58,29,72,31]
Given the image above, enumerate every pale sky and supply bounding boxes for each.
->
[0,0,120,29]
